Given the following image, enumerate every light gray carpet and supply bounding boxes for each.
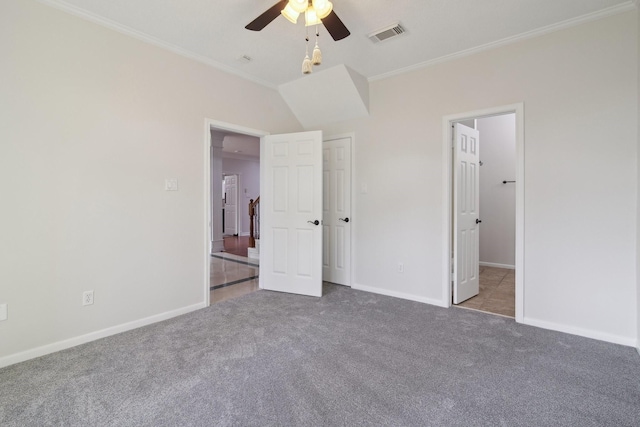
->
[1,284,639,426]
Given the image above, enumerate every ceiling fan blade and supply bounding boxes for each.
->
[322,10,350,41]
[245,0,288,31]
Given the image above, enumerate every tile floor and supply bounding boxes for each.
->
[456,266,515,317]
[210,252,259,304]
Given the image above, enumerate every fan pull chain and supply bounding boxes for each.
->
[302,31,313,74]
[312,25,322,66]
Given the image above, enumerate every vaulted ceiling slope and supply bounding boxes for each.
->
[40,0,635,87]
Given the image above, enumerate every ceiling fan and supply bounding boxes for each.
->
[245,0,351,41]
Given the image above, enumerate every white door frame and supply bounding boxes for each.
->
[324,133,355,287]
[203,119,268,306]
[442,103,524,322]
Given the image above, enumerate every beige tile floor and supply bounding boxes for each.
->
[457,266,515,317]
[210,253,259,304]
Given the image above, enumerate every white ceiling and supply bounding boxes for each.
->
[43,0,634,88]
[222,134,261,159]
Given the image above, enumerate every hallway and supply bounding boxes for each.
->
[210,253,259,304]
[222,235,251,258]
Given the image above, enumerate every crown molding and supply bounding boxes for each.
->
[35,0,638,89]
[369,1,637,82]
[222,151,260,161]
[36,0,277,90]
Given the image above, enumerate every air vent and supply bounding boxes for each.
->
[369,22,405,43]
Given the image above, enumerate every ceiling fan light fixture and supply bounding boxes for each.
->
[312,0,333,19]
[246,1,349,40]
[281,4,300,24]
[304,8,322,26]
[246,0,350,72]
[288,0,309,14]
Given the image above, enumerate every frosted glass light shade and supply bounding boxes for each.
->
[288,0,309,14]
[312,0,332,19]
[281,4,300,23]
[304,8,321,26]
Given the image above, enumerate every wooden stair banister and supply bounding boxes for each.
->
[249,197,260,248]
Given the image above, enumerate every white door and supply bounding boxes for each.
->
[322,137,351,285]
[224,174,238,236]
[260,131,323,297]
[453,123,480,304]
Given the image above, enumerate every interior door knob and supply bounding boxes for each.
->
[339,217,350,223]
[307,220,320,226]
[476,219,482,224]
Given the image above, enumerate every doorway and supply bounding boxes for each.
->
[442,104,524,322]
[204,119,268,306]
[456,114,517,317]
[204,122,355,305]
[322,135,353,287]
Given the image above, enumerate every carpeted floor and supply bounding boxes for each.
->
[1,284,639,426]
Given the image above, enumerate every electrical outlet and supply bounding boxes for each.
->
[0,304,7,321]
[397,263,404,273]
[82,291,94,306]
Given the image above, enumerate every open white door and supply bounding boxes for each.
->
[260,131,323,297]
[453,123,480,304]
[322,137,351,285]
[224,174,238,236]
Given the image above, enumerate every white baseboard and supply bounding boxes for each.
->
[0,302,206,369]
[522,316,637,348]
[479,262,515,270]
[211,239,224,253]
[239,232,250,237]
[350,284,638,348]
[352,283,448,308]
[247,247,259,260]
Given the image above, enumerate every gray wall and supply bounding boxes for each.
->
[0,0,301,364]
[1,1,638,366]
[321,11,638,346]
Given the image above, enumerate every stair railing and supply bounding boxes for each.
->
[249,197,260,248]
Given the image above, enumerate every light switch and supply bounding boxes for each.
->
[165,178,178,191]
[0,304,7,321]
